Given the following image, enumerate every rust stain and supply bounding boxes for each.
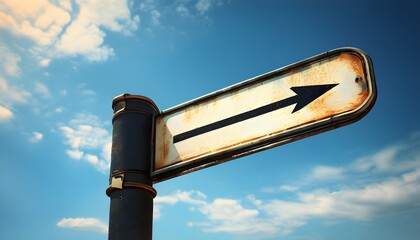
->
[337,53,364,77]
[305,52,367,117]
[349,83,370,110]
[340,52,370,110]
[183,106,197,123]
[287,57,334,87]
[182,96,221,123]
[155,121,171,170]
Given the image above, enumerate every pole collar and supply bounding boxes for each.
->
[106,170,157,198]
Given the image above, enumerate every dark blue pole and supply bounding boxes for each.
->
[107,94,159,240]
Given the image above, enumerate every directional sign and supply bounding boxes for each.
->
[153,48,376,182]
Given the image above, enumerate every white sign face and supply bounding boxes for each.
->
[153,48,376,182]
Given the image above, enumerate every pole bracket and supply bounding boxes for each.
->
[106,170,157,198]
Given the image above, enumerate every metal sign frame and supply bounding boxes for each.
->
[152,47,377,182]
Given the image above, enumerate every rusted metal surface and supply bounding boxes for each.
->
[153,48,376,182]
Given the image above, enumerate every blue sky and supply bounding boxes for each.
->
[1,0,419,239]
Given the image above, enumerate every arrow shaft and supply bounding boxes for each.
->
[173,95,298,143]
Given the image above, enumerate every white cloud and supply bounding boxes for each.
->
[29,131,44,142]
[279,185,300,192]
[66,149,83,160]
[262,167,420,223]
[0,75,34,123]
[59,113,112,172]
[157,166,420,236]
[154,190,207,219]
[58,0,73,12]
[55,107,64,113]
[102,142,112,162]
[0,47,26,110]
[352,142,420,174]
[39,58,51,67]
[0,0,71,46]
[156,135,420,237]
[57,217,108,234]
[176,4,190,17]
[81,89,96,96]
[60,124,109,150]
[194,0,225,15]
[55,20,114,61]
[150,9,161,26]
[200,198,259,228]
[35,82,52,99]
[139,0,158,12]
[309,166,345,181]
[195,0,212,15]
[0,0,139,63]
[155,190,207,205]
[85,152,109,171]
[0,105,13,121]
[140,0,227,31]
[156,190,280,236]
[247,195,262,206]
[0,76,32,106]
[352,145,402,172]
[0,44,21,77]
[204,208,272,235]
[85,153,99,165]
[55,0,139,61]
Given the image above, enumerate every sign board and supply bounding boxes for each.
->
[152,48,376,182]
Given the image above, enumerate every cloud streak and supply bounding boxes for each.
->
[29,131,44,142]
[0,44,21,77]
[0,76,32,107]
[0,105,13,122]
[57,217,108,234]
[139,0,227,31]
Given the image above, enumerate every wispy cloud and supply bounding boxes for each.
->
[308,165,345,181]
[0,76,32,107]
[66,149,83,160]
[156,133,420,237]
[139,0,228,31]
[279,185,300,192]
[59,113,112,172]
[195,0,212,15]
[29,131,44,143]
[34,82,52,99]
[57,217,108,234]
[0,105,13,122]
[154,190,207,219]
[351,142,420,174]
[0,46,32,124]
[0,44,21,77]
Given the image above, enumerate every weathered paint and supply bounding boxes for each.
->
[153,48,376,182]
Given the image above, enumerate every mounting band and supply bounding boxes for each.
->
[106,170,157,198]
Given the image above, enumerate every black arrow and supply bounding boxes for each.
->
[173,83,338,143]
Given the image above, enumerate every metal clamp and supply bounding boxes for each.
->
[106,171,157,198]
[110,173,124,189]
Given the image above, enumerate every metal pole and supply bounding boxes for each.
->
[107,94,159,240]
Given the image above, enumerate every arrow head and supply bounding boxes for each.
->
[291,84,338,113]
